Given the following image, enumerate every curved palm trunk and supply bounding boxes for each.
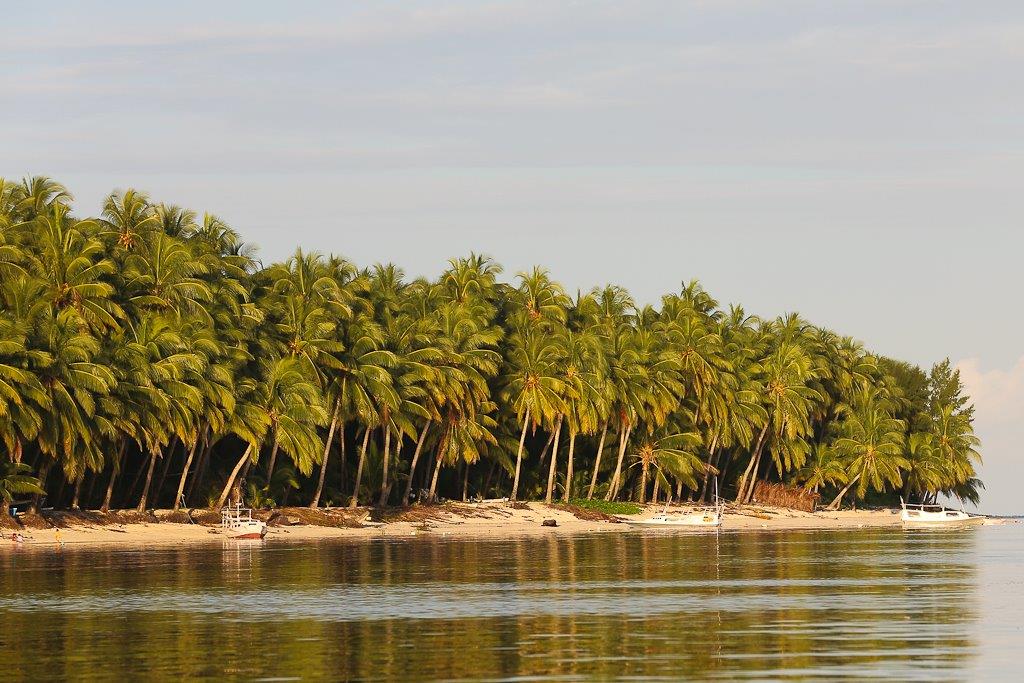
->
[71,473,84,510]
[698,436,719,502]
[605,423,632,502]
[563,431,577,503]
[735,423,769,503]
[155,436,179,506]
[826,471,863,510]
[101,440,127,513]
[187,439,212,502]
[310,396,343,508]
[265,436,281,481]
[349,427,371,508]
[651,475,660,504]
[378,426,392,507]
[29,459,51,514]
[587,421,608,500]
[544,416,563,504]
[216,444,254,509]
[461,462,470,502]
[402,419,432,506]
[173,437,202,511]
[510,408,530,501]
[136,447,160,512]
[428,447,444,500]
[741,449,763,504]
[639,459,649,504]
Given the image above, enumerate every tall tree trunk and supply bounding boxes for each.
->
[428,445,444,500]
[651,475,660,505]
[136,447,160,512]
[339,423,348,496]
[71,473,84,510]
[639,459,649,504]
[605,423,632,502]
[102,441,127,513]
[563,431,577,503]
[587,421,609,500]
[826,471,863,510]
[698,435,720,502]
[216,444,255,510]
[735,423,769,503]
[311,396,343,508]
[537,429,557,469]
[154,436,178,508]
[186,439,211,502]
[265,435,281,481]
[742,450,763,504]
[378,425,391,507]
[544,416,563,504]
[349,427,371,508]
[29,460,51,513]
[402,419,432,506]
[510,409,530,501]
[173,436,202,511]
[461,462,470,502]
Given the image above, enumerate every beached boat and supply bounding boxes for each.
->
[221,503,267,539]
[900,500,984,528]
[624,480,724,528]
[624,508,723,528]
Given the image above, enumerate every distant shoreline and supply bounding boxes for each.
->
[2,503,1015,549]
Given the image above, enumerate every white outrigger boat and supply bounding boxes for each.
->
[900,498,984,528]
[624,480,725,529]
[221,502,268,539]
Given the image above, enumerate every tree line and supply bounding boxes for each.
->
[0,176,982,515]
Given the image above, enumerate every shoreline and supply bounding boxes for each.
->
[2,502,1016,549]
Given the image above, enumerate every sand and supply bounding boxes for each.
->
[1,502,1013,550]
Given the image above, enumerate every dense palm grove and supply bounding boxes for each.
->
[0,176,982,516]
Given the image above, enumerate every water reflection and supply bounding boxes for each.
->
[0,529,990,681]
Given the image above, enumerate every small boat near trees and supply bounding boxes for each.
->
[624,481,725,528]
[624,507,723,528]
[900,499,984,528]
[221,503,267,539]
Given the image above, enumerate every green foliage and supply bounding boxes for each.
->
[0,174,983,512]
[566,498,643,516]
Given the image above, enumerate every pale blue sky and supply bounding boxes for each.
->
[3,1,1021,512]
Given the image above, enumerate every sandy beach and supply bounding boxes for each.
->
[1,502,1013,549]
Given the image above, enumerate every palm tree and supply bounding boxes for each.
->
[736,339,821,503]
[628,430,705,504]
[502,330,565,501]
[0,461,44,518]
[100,189,159,251]
[826,392,908,509]
[216,357,326,509]
[797,444,847,494]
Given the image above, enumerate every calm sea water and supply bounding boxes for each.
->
[1,526,1022,681]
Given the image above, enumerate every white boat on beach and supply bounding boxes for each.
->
[900,499,984,528]
[221,503,267,539]
[624,508,723,528]
[624,480,725,529]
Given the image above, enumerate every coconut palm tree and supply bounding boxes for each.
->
[628,430,704,504]
[502,330,565,501]
[826,392,908,509]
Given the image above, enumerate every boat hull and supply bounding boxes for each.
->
[226,521,267,540]
[901,516,985,528]
[624,514,722,528]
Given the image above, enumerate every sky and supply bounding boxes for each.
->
[2,1,1021,513]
